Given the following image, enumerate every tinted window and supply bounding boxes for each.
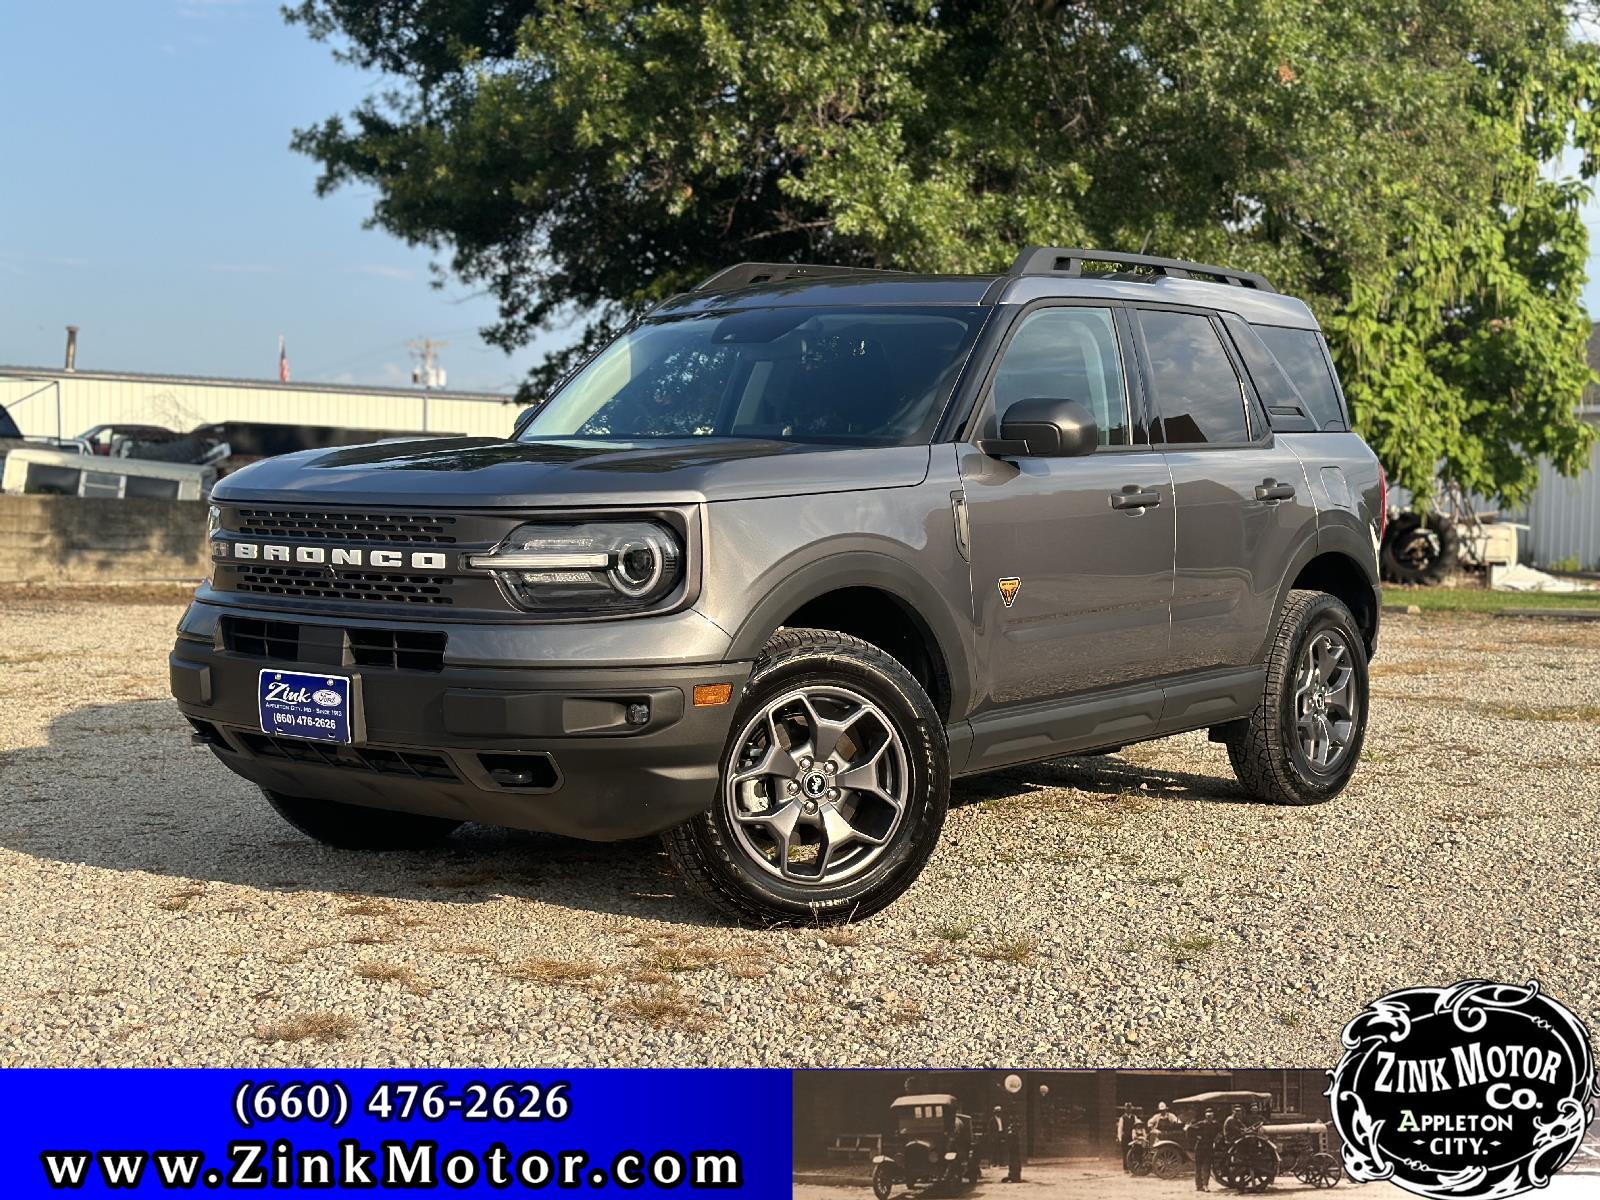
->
[526,306,985,447]
[0,406,20,439]
[1220,313,1301,413]
[1138,310,1250,445]
[990,307,1129,446]
[1255,325,1347,430]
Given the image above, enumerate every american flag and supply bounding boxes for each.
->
[277,335,290,383]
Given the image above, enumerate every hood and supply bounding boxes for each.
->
[212,436,932,507]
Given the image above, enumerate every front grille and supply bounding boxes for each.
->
[235,508,458,544]
[222,616,299,661]
[237,732,458,782]
[233,564,456,606]
[348,628,448,672]
[221,616,447,671]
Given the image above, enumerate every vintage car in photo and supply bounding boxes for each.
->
[870,1093,981,1198]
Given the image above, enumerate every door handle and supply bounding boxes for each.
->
[1110,486,1161,511]
[1255,480,1296,502]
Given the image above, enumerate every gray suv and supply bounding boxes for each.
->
[171,247,1384,925]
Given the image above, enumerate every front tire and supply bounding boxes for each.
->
[263,788,463,850]
[872,1163,895,1200]
[1224,590,1369,805]
[662,628,948,926]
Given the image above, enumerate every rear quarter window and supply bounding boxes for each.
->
[1251,323,1349,431]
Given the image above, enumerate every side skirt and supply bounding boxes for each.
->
[949,666,1265,778]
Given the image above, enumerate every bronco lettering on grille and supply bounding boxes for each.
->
[214,542,449,570]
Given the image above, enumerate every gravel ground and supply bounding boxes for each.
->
[1,591,1596,1068]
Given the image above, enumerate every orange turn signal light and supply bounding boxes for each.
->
[693,683,733,707]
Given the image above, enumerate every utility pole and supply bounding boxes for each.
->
[408,337,450,431]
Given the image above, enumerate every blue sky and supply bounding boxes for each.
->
[3,2,1600,397]
[0,0,558,394]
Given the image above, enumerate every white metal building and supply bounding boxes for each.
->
[0,365,523,443]
[1506,406,1600,570]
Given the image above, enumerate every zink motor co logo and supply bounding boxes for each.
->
[1329,980,1598,1198]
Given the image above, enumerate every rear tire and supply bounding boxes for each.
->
[263,788,462,850]
[1224,590,1369,806]
[662,628,948,926]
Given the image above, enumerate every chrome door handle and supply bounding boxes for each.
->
[1110,487,1161,511]
[1255,480,1296,502]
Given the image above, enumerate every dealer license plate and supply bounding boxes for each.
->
[258,669,353,743]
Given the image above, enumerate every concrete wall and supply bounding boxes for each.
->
[0,495,208,583]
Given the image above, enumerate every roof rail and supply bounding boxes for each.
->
[694,262,902,293]
[1008,246,1275,293]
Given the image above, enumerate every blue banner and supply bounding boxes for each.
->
[0,1070,791,1195]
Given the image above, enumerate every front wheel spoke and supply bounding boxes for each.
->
[836,744,897,803]
[816,805,872,876]
[1316,716,1336,761]
[1317,641,1345,682]
[1298,718,1324,763]
[1325,671,1354,706]
[738,797,803,837]
[825,802,886,847]
[731,740,798,786]
[799,695,867,765]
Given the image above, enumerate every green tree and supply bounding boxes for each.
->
[288,0,1599,504]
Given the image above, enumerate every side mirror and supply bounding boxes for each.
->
[980,398,1098,458]
[512,405,539,438]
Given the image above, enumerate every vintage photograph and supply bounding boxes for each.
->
[3,0,1599,1090]
[792,1071,1600,1198]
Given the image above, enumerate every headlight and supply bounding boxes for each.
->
[204,504,222,584]
[468,520,684,613]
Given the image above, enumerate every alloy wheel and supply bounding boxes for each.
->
[1294,628,1359,772]
[723,684,910,885]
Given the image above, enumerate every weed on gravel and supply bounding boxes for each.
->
[615,990,710,1031]
[254,1013,358,1044]
[353,961,429,995]
[976,935,1038,965]
[1163,934,1217,967]
[502,958,606,988]
[156,885,206,912]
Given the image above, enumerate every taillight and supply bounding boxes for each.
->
[1376,464,1388,539]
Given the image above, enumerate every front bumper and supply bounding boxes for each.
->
[170,602,751,841]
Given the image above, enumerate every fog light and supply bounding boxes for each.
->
[693,683,733,707]
[625,702,651,726]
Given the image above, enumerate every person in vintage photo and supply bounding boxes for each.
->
[1187,1106,1220,1192]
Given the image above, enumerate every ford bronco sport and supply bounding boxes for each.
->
[171,247,1383,925]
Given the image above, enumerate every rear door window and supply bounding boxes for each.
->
[1253,324,1348,430]
[1135,310,1252,445]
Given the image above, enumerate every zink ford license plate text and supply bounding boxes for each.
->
[258,669,352,743]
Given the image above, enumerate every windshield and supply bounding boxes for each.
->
[521,306,987,446]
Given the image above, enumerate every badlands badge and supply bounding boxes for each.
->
[1330,980,1597,1198]
[997,577,1021,608]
